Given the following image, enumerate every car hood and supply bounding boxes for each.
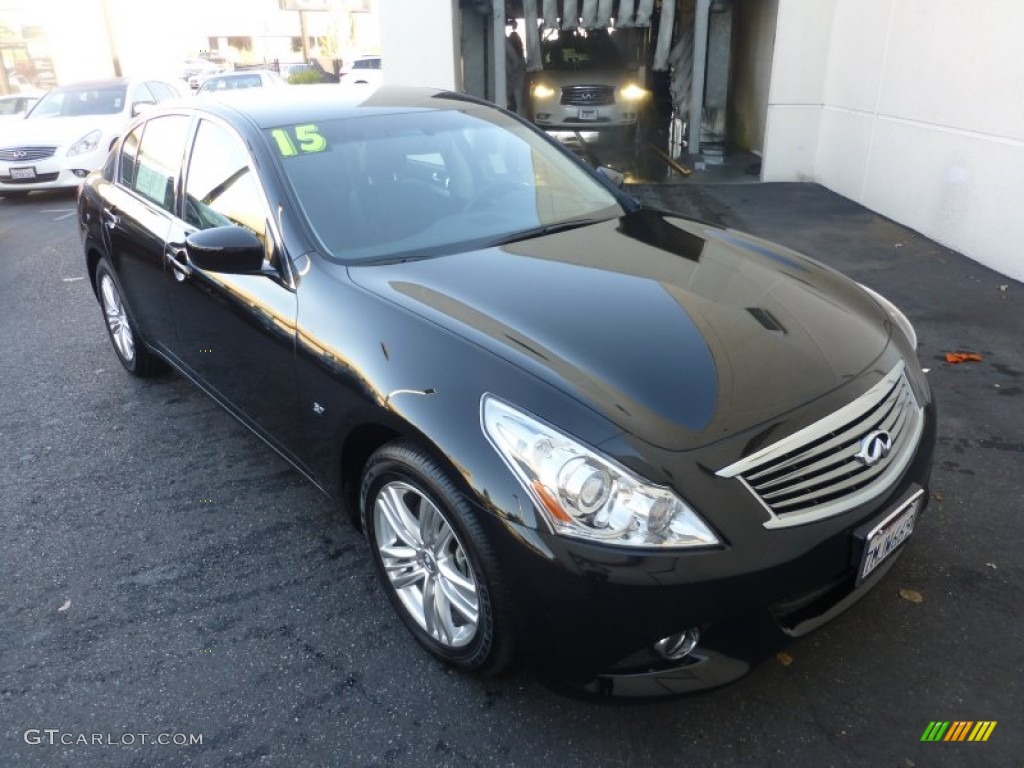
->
[348,209,892,451]
[2,115,126,147]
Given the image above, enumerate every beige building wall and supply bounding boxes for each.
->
[763,0,1024,282]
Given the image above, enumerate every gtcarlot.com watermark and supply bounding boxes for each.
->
[24,729,202,747]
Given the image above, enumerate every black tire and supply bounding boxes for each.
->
[360,441,516,676]
[94,258,166,377]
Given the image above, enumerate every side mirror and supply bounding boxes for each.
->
[132,100,157,117]
[185,226,265,274]
[596,165,625,188]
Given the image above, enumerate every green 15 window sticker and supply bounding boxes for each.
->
[270,124,328,157]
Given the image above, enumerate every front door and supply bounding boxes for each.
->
[165,118,306,467]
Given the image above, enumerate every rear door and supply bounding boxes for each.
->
[101,114,192,348]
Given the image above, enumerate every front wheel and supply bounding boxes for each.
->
[361,441,516,675]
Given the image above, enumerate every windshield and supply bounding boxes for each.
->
[266,107,622,263]
[541,31,625,70]
[27,85,127,118]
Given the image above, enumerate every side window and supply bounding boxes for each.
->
[184,119,268,252]
[132,115,191,213]
[133,83,157,108]
[119,125,142,188]
[147,81,174,102]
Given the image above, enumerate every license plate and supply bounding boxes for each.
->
[578,108,598,121]
[857,489,922,583]
[10,166,37,180]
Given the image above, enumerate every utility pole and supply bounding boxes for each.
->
[99,0,122,76]
[299,10,310,62]
[0,46,10,96]
[0,20,11,95]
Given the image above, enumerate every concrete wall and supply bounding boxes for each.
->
[730,0,778,154]
[379,0,459,89]
[762,0,1024,281]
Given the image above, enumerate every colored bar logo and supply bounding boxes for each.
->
[921,721,997,742]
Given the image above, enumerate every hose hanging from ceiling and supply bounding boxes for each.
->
[561,0,578,30]
[634,0,654,27]
[617,0,636,27]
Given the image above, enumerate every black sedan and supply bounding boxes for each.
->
[78,86,935,697]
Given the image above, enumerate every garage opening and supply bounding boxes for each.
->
[458,0,778,184]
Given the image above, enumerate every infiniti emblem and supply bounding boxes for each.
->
[13,150,27,159]
[580,92,597,101]
[855,430,893,466]
[418,550,438,574]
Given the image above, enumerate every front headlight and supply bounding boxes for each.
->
[481,396,720,548]
[532,84,556,99]
[620,83,649,101]
[68,129,102,157]
[858,283,917,349]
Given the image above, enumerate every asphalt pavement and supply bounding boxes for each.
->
[1,184,1020,767]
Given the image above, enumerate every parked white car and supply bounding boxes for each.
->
[196,70,287,95]
[0,93,41,125]
[0,78,180,197]
[338,56,383,88]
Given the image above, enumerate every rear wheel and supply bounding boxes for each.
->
[361,441,515,675]
[95,259,166,377]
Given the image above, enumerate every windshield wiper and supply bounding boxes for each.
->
[482,216,610,248]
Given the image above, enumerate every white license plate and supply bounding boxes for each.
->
[857,490,922,582]
[578,108,598,121]
[10,166,37,180]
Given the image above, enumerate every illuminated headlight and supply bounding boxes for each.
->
[858,283,918,348]
[481,396,720,548]
[68,129,102,157]
[620,83,649,101]
[532,84,556,99]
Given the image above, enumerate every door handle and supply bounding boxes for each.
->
[167,247,193,280]
[102,207,120,229]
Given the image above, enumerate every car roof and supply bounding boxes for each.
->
[208,71,274,78]
[51,79,132,89]
[172,85,479,129]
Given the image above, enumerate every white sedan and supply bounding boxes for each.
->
[0,78,180,197]
[0,93,41,124]
[196,70,286,95]
[338,56,383,89]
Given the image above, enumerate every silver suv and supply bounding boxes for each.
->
[530,31,647,133]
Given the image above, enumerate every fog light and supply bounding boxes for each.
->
[654,628,700,660]
[72,169,89,178]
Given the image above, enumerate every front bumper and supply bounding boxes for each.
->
[532,99,639,130]
[0,147,106,192]
[477,399,936,698]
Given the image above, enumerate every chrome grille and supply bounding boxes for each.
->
[0,146,57,162]
[560,85,616,106]
[717,361,924,528]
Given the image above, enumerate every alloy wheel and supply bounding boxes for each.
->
[99,274,135,363]
[372,481,480,648]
